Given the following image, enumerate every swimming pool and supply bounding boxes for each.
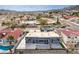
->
[0,45,14,53]
[0,45,14,50]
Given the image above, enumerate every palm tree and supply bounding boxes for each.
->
[7,35,15,54]
[7,35,15,45]
[19,16,23,21]
[10,17,16,23]
[56,17,61,24]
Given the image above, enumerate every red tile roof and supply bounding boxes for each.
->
[57,29,79,36]
[0,28,23,40]
[63,15,79,19]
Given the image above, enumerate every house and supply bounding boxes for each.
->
[0,28,23,45]
[24,30,62,49]
[21,20,38,28]
[57,29,79,48]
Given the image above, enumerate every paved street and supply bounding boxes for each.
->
[60,18,79,30]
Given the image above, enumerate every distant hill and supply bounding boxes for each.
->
[63,5,79,10]
[1,5,79,14]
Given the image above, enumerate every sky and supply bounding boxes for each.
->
[0,5,70,11]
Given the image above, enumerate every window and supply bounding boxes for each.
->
[33,40,35,43]
[33,39,49,44]
[26,39,31,43]
[44,40,48,44]
[38,40,44,44]
[52,38,60,43]
[26,37,49,44]
[32,39,38,43]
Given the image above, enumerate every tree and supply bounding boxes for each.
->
[19,16,23,21]
[72,12,79,16]
[36,14,42,20]
[36,16,41,19]
[61,26,66,28]
[53,10,59,13]
[10,23,17,30]
[57,17,60,24]
[48,11,53,18]
[7,35,15,45]
[1,22,5,26]
[49,11,52,14]
[66,41,76,52]
[10,17,16,23]
[20,24,26,28]
[1,21,11,27]
[39,19,48,27]
[10,18,14,22]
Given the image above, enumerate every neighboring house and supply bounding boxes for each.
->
[0,28,23,43]
[21,20,39,28]
[57,29,79,48]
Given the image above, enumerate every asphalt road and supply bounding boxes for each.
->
[60,18,79,30]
